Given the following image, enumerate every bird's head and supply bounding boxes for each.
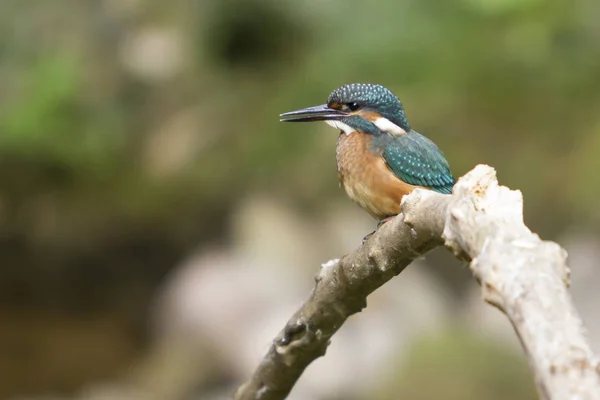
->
[280,83,410,136]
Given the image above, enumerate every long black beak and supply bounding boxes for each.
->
[279,104,347,122]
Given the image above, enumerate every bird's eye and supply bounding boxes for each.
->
[347,102,360,111]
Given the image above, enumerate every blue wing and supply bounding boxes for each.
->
[379,131,455,194]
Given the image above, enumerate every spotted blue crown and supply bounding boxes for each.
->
[327,83,411,131]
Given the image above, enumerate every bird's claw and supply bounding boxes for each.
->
[376,216,394,229]
[363,216,395,243]
[362,231,375,243]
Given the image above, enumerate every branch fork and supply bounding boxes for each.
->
[235,165,600,400]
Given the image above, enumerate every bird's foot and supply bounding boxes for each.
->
[362,216,396,243]
[376,216,394,229]
[362,231,375,243]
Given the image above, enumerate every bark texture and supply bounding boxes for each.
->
[234,165,600,400]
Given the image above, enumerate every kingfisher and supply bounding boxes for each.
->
[280,83,455,231]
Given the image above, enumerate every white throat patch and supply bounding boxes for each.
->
[373,117,407,136]
[325,120,355,135]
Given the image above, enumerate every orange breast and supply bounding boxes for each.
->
[336,132,417,219]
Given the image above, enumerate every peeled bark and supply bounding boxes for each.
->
[235,165,600,400]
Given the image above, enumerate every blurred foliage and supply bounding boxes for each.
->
[0,0,599,397]
[1,0,599,235]
[377,328,537,400]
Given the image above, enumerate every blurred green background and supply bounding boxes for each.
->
[1,0,599,399]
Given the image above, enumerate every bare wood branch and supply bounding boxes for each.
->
[234,164,600,400]
[443,165,600,400]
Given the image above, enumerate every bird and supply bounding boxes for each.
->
[279,83,455,233]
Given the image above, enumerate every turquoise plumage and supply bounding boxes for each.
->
[280,82,456,225]
[377,131,455,194]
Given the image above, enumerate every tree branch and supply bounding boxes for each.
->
[442,165,600,399]
[234,165,600,400]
